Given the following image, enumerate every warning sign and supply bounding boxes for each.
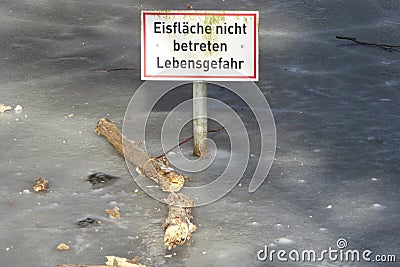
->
[141,10,259,81]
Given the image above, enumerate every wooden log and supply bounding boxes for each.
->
[94,118,185,192]
[163,192,197,250]
[95,118,197,249]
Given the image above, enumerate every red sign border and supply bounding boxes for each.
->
[142,11,258,80]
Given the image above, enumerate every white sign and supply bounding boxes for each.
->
[141,10,259,81]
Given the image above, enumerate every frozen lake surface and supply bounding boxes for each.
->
[1,0,399,266]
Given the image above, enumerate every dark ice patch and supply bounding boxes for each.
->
[88,172,120,189]
[77,217,99,228]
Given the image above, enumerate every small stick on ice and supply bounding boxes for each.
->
[56,256,146,267]
[33,177,48,192]
[0,104,12,113]
[336,36,400,51]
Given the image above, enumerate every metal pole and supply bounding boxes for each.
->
[193,81,208,157]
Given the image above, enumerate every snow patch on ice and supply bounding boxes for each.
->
[381,60,398,65]
[73,236,91,253]
[46,203,59,209]
[385,80,399,87]
[101,193,119,199]
[276,237,293,245]
[260,29,296,37]
[250,221,260,226]
[372,204,386,210]
[287,67,309,74]
[14,105,23,112]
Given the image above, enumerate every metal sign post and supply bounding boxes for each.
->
[193,81,208,157]
[141,10,258,157]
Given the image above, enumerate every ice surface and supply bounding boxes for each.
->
[1,0,400,267]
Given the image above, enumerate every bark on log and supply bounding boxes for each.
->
[163,192,197,250]
[95,118,185,192]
